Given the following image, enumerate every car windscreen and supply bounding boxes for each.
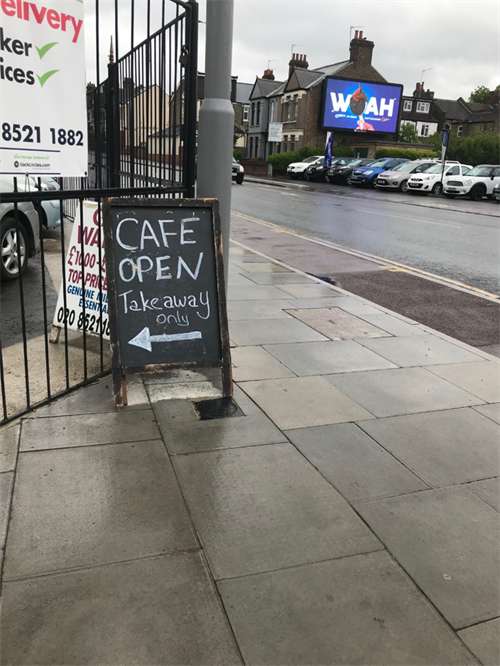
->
[423,164,444,174]
[303,156,321,163]
[467,166,494,176]
[392,162,421,173]
[368,160,390,168]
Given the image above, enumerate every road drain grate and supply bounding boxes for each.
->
[192,397,244,420]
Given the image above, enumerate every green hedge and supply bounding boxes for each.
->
[267,145,352,175]
[426,131,499,166]
[375,147,438,160]
[233,148,243,161]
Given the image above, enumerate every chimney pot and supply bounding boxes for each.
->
[354,30,358,38]
[359,30,363,38]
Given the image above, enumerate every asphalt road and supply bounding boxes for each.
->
[232,180,500,296]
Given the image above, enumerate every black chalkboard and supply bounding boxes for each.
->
[103,198,231,405]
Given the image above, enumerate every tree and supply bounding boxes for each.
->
[468,85,499,103]
[399,123,419,143]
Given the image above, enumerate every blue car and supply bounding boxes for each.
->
[349,158,409,187]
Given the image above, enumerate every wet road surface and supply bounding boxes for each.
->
[232,181,500,296]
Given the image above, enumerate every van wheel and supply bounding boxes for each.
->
[469,185,485,201]
[1,216,29,282]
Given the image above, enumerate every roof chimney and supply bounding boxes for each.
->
[288,53,309,76]
[349,33,374,66]
[262,69,275,81]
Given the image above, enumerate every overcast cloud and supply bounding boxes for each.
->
[203,0,499,100]
[85,0,498,101]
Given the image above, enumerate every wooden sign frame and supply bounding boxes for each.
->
[102,197,232,406]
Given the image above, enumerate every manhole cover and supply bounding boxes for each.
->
[192,397,244,421]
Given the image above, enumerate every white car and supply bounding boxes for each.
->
[0,176,41,281]
[375,160,438,192]
[443,164,500,200]
[407,162,471,196]
[287,155,323,179]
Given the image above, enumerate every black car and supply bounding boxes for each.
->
[326,158,373,184]
[304,157,345,182]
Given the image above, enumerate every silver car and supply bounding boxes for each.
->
[0,176,41,281]
[375,160,437,193]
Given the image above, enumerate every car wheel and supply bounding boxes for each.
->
[1,216,29,282]
[303,172,310,181]
[236,175,244,185]
[400,180,409,193]
[346,175,353,185]
[432,182,442,195]
[325,174,331,183]
[469,185,485,201]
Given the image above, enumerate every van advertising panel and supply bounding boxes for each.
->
[322,77,403,134]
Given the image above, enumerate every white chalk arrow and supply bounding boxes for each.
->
[128,327,202,352]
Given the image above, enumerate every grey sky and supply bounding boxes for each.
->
[199,0,499,100]
[85,0,498,101]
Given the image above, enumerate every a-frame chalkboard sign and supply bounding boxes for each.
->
[103,198,232,406]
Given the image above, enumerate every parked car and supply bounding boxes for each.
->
[375,160,437,193]
[31,176,62,228]
[493,182,500,203]
[0,176,41,281]
[408,162,471,196]
[232,157,244,184]
[326,158,374,185]
[443,164,500,200]
[349,158,409,187]
[304,157,349,182]
[287,155,323,179]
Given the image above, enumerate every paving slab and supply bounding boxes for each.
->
[284,297,344,309]
[142,368,221,386]
[1,552,241,666]
[288,307,390,340]
[227,299,293,320]
[356,487,500,629]
[426,361,500,403]
[153,385,287,455]
[360,408,500,487]
[4,441,197,579]
[229,318,327,346]
[20,409,160,451]
[264,340,397,376]
[0,423,19,472]
[286,423,429,502]
[474,403,500,424]
[276,283,341,299]
[326,368,483,418]
[231,346,295,382]
[0,472,14,550]
[227,285,288,301]
[218,551,476,666]
[458,618,500,666]
[357,313,428,336]
[30,375,150,417]
[244,272,313,285]
[173,443,381,580]
[241,376,374,430]
[147,381,222,402]
[466,478,500,512]
[235,262,291,273]
[325,296,382,316]
[227,271,256,286]
[360,334,482,367]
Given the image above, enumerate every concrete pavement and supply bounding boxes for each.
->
[1,241,499,665]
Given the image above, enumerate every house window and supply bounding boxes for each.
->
[254,136,259,158]
[249,137,253,157]
[270,100,276,122]
[293,95,298,120]
[283,135,288,152]
[403,100,412,112]
[256,102,261,126]
[251,103,255,126]
[243,105,249,123]
[286,100,291,121]
[416,101,430,113]
[290,135,296,151]
[457,125,463,137]
[420,124,429,137]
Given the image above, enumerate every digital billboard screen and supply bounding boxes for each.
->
[322,77,403,133]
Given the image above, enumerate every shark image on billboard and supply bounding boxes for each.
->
[322,77,403,133]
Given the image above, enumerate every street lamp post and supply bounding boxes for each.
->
[196,0,235,290]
